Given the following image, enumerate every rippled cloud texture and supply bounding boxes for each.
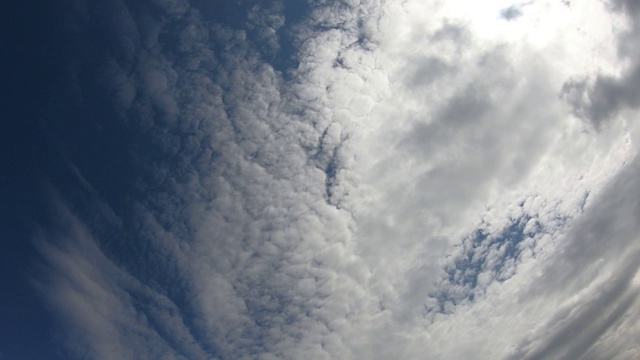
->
[35,0,640,359]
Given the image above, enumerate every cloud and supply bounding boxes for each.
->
[506,155,640,359]
[561,0,640,128]
[32,192,208,360]
[500,4,525,21]
[35,0,640,359]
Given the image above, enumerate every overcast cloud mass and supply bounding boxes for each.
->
[3,0,640,359]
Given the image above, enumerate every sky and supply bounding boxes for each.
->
[2,0,640,359]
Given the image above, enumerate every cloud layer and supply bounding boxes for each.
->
[35,0,640,359]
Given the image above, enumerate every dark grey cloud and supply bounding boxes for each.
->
[404,83,491,153]
[432,23,468,43]
[561,67,640,129]
[500,5,524,21]
[406,56,453,88]
[562,0,640,128]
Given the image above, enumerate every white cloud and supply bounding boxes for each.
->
[35,0,640,358]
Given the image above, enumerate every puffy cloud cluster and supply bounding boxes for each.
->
[35,0,640,359]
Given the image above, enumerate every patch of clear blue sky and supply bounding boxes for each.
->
[1,0,74,358]
[427,214,534,314]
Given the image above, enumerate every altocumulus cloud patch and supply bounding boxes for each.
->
[22,0,640,359]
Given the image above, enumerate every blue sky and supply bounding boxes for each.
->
[3,0,640,359]
[2,1,67,358]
